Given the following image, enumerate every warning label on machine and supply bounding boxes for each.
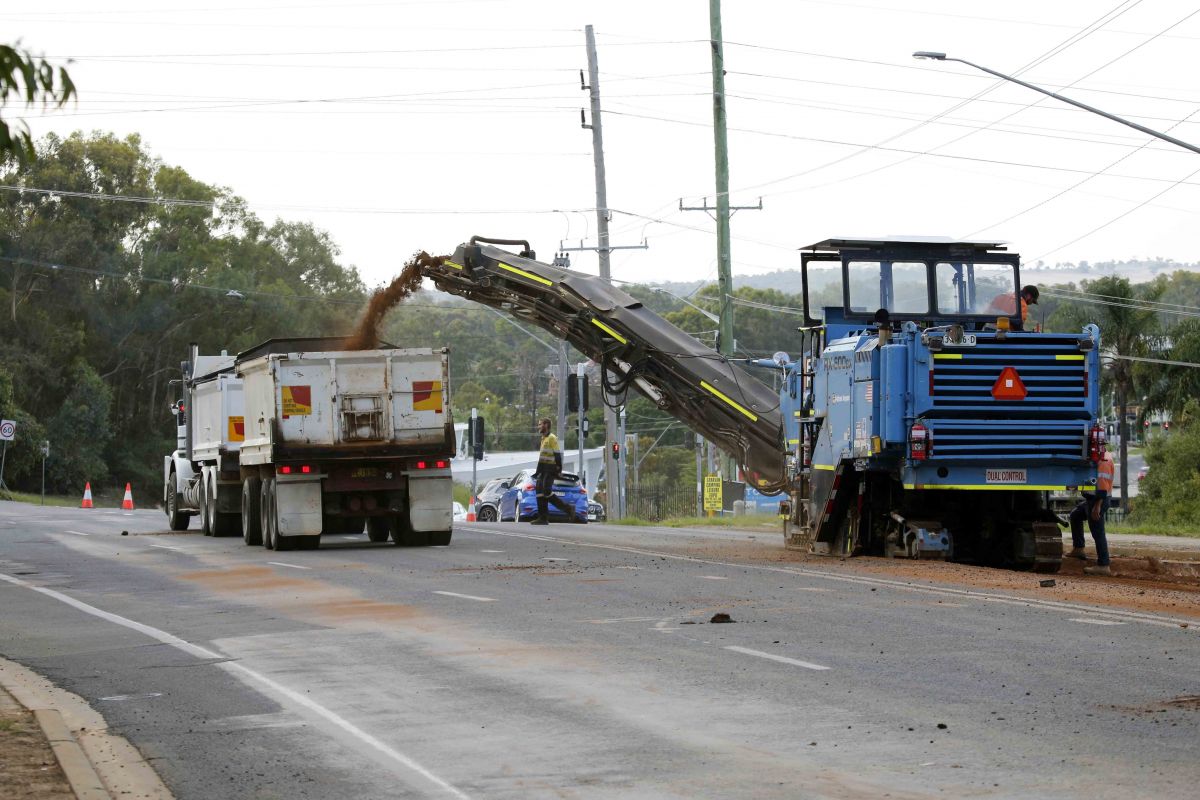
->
[985,469,1027,484]
[282,385,312,417]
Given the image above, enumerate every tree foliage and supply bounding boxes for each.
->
[0,43,75,167]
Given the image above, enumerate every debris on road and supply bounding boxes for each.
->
[710,613,735,624]
[1039,579,1056,587]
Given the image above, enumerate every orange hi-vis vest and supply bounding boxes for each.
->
[1096,453,1115,493]
[990,292,1029,322]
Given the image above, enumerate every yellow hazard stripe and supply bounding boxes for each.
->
[498,261,553,287]
[590,318,628,344]
[444,260,463,270]
[1055,354,1085,361]
[787,438,800,445]
[813,464,836,471]
[903,484,1066,491]
[700,381,758,422]
[933,353,963,360]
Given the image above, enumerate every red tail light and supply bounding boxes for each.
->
[523,482,535,491]
[435,460,448,469]
[415,460,427,470]
[300,465,312,474]
[1088,423,1105,463]
[910,422,930,461]
[279,465,292,474]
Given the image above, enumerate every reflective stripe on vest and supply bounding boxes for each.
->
[1096,456,1114,493]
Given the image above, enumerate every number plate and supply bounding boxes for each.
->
[351,467,380,479]
[985,469,1027,484]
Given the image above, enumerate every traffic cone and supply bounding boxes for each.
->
[80,482,94,509]
[466,497,477,522]
[121,483,135,510]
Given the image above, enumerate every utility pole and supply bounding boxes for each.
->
[709,0,734,359]
[577,363,587,490]
[582,23,627,520]
[695,433,704,517]
[556,341,569,445]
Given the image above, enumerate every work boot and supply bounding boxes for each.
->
[1067,547,1087,560]
[1083,564,1111,576]
[531,517,549,526]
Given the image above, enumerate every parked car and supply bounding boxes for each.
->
[473,477,510,522]
[1137,465,1149,482]
[452,501,467,521]
[498,468,588,523]
[587,500,605,522]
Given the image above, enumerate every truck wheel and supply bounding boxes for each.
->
[200,475,213,536]
[166,472,190,531]
[390,514,429,546]
[366,517,390,543]
[428,530,452,546]
[242,478,263,546]
[261,478,277,550]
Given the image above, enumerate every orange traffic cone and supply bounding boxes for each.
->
[81,482,94,509]
[121,483,135,510]
[466,497,477,522]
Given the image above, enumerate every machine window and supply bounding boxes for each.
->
[846,261,928,314]
[934,262,1018,315]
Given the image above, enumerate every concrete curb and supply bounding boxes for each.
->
[33,707,112,800]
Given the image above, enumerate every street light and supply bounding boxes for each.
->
[912,51,1200,156]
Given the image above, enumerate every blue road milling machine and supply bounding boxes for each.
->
[423,236,1104,573]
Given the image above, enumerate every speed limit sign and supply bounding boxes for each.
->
[0,419,15,441]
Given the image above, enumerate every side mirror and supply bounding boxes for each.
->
[500,482,510,489]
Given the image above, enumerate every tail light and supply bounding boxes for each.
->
[522,482,535,491]
[910,422,930,461]
[278,464,314,475]
[412,460,449,471]
[1088,423,1105,462]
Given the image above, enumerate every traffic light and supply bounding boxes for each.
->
[1144,420,1150,429]
[611,442,620,461]
[468,416,485,460]
[567,377,589,412]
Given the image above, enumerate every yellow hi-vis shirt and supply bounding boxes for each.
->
[538,433,561,465]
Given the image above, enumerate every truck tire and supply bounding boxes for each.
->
[366,517,390,543]
[391,514,429,547]
[200,475,213,536]
[242,478,263,546]
[165,472,190,531]
[261,478,277,550]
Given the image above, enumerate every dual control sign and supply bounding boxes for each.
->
[986,469,1027,484]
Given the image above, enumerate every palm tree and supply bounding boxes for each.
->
[1048,276,1162,511]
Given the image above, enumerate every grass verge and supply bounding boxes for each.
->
[1108,520,1200,538]
[0,489,85,508]
[612,515,783,533]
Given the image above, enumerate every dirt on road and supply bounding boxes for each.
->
[0,689,72,800]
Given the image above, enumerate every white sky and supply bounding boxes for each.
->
[10,0,1200,289]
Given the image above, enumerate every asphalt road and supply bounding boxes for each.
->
[1,502,1197,799]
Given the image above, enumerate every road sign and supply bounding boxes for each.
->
[703,475,723,513]
[41,440,50,457]
[0,419,15,441]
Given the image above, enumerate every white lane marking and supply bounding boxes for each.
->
[148,544,184,551]
[432,590,496,603]
[480,550,504,554]
[268,561,310,570]
[795,587,830,592]
[1069,618,1126,626]
[64,530,90,537]
[699,575,728,581]
[0,571,472,800]
[542,557,569,562]
[584,616,662,624]
[724,645,830,671]
[339,535,360,541]
[471,525,1200,631]
[99,692,163,702]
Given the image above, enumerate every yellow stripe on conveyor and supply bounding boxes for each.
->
[498,262,553,287]
[700,381,758,422]
[590,318,628,345]
[444,260,464,270]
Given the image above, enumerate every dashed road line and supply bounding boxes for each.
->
[432,590,496,603]
[480,550,504,553]
[64,530,90,537]
[699,575,728,581]
[724,645,830,671]
[1069,617,1126,626]
[148,544,184,552]
[268,561,311,570]
[0,571,473,800]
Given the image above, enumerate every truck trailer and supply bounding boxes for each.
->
[420,236,1103,573]
[164,338,456,551]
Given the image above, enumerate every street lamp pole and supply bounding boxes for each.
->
[912,51,1200,156]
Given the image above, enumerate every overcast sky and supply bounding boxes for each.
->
[11,0,1200,289]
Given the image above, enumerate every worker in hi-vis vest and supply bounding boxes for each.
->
[987,285,1039,329]
[532,417,577,525]
[1069,449,1114,576]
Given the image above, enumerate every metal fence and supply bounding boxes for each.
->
[626,486,699,521]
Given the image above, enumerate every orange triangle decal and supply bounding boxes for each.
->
[992,366,1027,400]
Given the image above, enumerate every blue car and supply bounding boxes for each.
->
[498,468,589,523]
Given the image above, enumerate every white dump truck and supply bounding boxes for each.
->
[164,338,456,551]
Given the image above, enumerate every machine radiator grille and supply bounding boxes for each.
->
[928,419,1088,460]
[930,337,1088,416]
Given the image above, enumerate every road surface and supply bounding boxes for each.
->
[1,501,1197,799]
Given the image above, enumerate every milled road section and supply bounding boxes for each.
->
[1,501,1197,799]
